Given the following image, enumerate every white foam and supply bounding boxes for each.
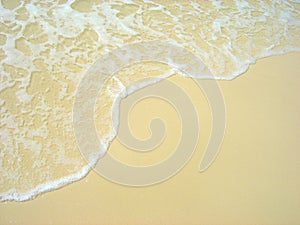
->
[0,165,91,201]
[0,0,299,201]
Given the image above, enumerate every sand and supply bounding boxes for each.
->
[0,52,299,224]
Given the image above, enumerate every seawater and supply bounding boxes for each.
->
[0,0,299,201]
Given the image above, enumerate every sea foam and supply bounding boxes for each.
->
[0,0,299,201]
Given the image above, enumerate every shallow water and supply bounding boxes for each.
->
[0,0,299,201]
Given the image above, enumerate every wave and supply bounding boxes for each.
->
[0,0,299,201]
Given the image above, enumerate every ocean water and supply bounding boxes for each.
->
[0,0,299,201]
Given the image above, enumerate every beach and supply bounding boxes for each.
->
[1,52,299,224]
[1,0,300,224]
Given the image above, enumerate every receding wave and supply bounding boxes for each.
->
[0,0,299,201]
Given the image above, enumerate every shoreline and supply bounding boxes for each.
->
[1,52,299,224]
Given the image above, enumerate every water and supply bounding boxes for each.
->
[0,0,299,201]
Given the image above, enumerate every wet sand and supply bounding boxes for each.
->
[0,52,300,224]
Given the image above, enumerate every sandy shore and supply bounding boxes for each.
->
[0,52,299,224]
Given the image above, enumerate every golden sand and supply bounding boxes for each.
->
[0,52,299,224]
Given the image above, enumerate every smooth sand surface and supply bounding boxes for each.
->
[0,52,299,224]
